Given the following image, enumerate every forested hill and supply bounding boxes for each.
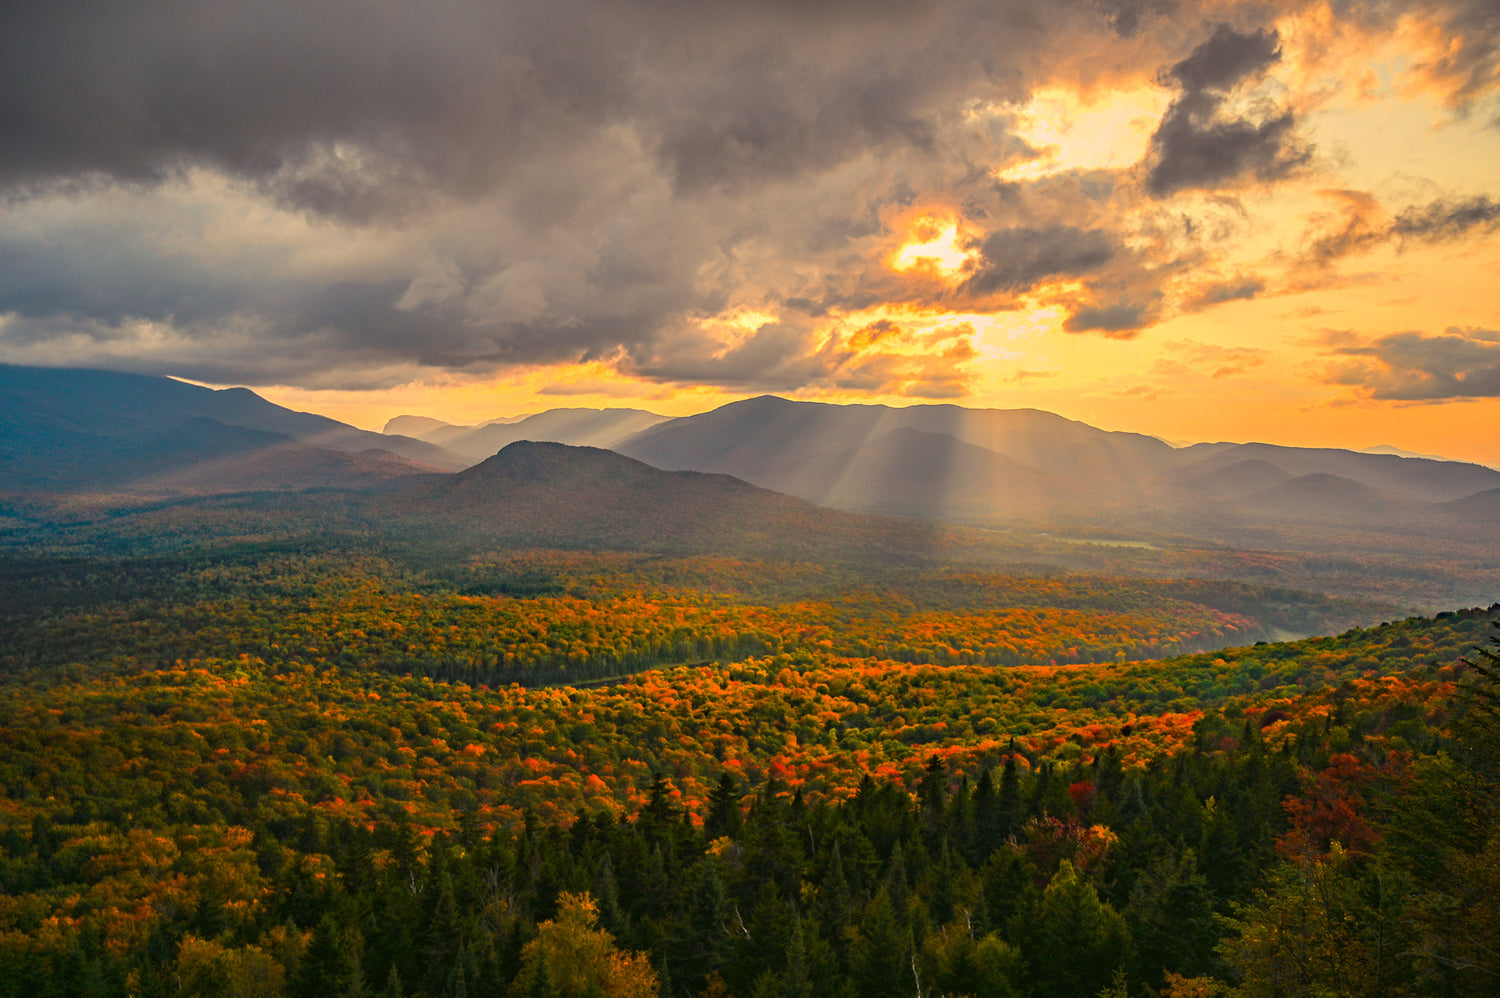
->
[374,440,963,561]
[0,565,1496,995]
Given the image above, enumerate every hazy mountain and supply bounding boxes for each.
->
[10,371,1499,560]
[609,395,1500,554]
[378,440,960,560]
[822,426,1066,518]
[0,364,465,492]
[653,423,1069,521]
[1435,487,1500,524]
[614,395,1174,514]
[381,412,537,450]
[124,419,442,494]
[389,407,670,461]
[1172,442,1500,503]
[382,414,457,439]
[619,395,1178,476]
[1361,444,1464,463]
[0,413,441,496]
[1237,473,1412,522]
[1162,458,1293,498]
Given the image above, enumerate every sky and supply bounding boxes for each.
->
[2,0,1499,464]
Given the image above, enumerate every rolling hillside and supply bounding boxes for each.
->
[613,395,1500,545]
[0,364,466,493]
[377,439,958,561]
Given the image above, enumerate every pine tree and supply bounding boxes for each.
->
[1021,861,1130,998]
[423,855,464,997]
[919,754,947,835]
[677,859,731,988]
[593,853,629,939]
[974,767,1000,855]
[784,909,811,998]
[817,842,852,935]
[293,915,362,998]
[706,773,743,840]
[998,748,1021,838]
[849,888,909,998]
[883,841,909,916]
[1127,847,1219,987]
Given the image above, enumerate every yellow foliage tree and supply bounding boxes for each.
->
[511,892,658,998]
[176,935,287,998]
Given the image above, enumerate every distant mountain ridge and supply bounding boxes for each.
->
[6,368,1498,562]
[616,395,1177,484]
[372,394,1500,531]
[1360,443,1489,467]
[1172,441,1498,503]
[384,407,668,460]
[607,394,1500,547]
[0,364,467,494]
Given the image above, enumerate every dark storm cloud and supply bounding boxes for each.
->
[958,226,1116,297]
[0,0,635,218]
[652,56,940,194]
[4,0,1485,396]
[1167,22,1281,92]
[0,225,230,326]
[3,0,1186,391]
[623,316,861,392]
[1390,196,1500,243]
[638,0,1166,194]
[1145,25,1310,198]
[0,197,679,368]
[0,201,717,386]
[1325,327,1500,400]
[0,0,1064,213]
[1095,0,1177,38]
[1063,302,1149,336]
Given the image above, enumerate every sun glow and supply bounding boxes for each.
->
[993,85,1170,182]
[890,215,972,277]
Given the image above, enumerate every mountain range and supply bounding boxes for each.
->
[387,393,1500,541]
[600,395,1500,546]
[385,408,669,462]
[3,365,1497,573]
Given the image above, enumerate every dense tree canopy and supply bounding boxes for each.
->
[0,541,1495,996]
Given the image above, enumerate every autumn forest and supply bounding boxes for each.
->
[2,490,1499,998]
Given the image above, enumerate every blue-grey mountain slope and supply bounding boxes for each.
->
[0,364,465,493]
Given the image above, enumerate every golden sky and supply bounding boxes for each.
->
[2,1,1498,464]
